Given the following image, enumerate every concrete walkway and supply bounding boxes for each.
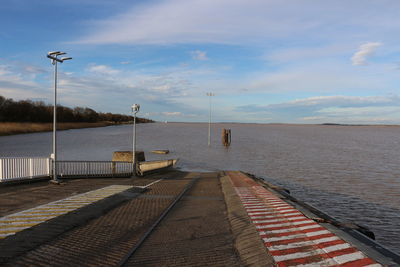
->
[0,170,396,266]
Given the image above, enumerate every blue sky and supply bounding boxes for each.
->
[1,0,400,123]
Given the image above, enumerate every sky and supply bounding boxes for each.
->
[1,0,400,124]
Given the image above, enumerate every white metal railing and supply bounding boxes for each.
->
[0,157,133,182]
[0,157,50,182]
[57,161,133,178]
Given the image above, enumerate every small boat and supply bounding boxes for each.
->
[137,159,178,176]
[151,149,169,154]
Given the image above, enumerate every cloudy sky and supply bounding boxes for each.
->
[1,0,400,123]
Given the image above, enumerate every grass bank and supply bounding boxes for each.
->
[0,122,119,136]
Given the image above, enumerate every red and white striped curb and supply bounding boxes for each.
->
[230,176,382,266]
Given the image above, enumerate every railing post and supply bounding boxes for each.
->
[47,158,51,177]
[0,159,3,181]
[29,158,33,178]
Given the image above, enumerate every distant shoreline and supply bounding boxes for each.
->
[0,122,136,136]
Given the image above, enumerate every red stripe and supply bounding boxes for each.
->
[276,247,359,267]
[253,215,308,223]
[265,233,336,247]
[326,247,359,257]
[339,257,376,267]
[260,226,325,238]
[263,222,318,231]
[254,218,309,226]
[253,210,302,215]
[270,239,346,256]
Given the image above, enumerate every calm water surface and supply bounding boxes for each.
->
[1,122,399,253]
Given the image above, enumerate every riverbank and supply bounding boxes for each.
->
[0,122,121,136]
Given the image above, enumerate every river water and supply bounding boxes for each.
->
[0,122,399,254]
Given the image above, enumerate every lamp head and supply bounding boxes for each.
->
[132,104,140,112]
[48,51,66,56]
[61,57,72,62]
[48,51,61,56]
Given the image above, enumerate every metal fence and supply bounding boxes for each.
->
[0,157,50,182]
[57,161,133,178]
[0,157,133,182]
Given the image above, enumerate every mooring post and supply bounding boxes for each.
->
[222,128,231,146]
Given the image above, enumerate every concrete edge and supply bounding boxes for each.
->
[244,171,400,267]
[220,173,276,267]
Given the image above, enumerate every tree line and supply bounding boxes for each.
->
[0,95,153,123]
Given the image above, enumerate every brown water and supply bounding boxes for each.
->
[0,122,399,253]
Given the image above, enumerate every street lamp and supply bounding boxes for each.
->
[206,92,215,146]
[47,51,72,183]
[131,104,140,176]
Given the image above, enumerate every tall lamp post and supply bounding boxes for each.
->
[132,104,140,176]
[47,51,72,182]
[206,92,214,146]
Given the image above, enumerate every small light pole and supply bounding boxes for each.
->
[206,92,215,146]
[131,104,140,176]
[47,51,72,183]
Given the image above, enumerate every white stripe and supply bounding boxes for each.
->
[269,207,295,211]
[248,209,298,215]
[333,251,367,264]
[251,216,305,223]
[0,226,33,232]
[295,251,372,267]
[257,224,320,233]
[246,208,272,212]
[262,230,330,242]
[4,215,55,220]
[250,212,303,223]
[268,236,340,251]
[0,219,45,225]
[364,264,383,267]
[323,243,352,253]
[251,211,302,217]
[138,179,163,188]
[245,205,266,210]
[273,243,351,262]
[267,203,293,208]
[46,204,84,208]
[253,219,310,227]
[0,185,133,238]
[273,249,322,262]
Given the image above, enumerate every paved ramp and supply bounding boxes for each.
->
[0,185,132,239]
[227,171,382,267]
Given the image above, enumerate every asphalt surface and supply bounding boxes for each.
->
[0,170,268,266]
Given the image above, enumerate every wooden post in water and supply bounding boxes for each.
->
[221,128,231,147]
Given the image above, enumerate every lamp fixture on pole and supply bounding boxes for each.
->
[131,104,140,176]
[47,51,72,182]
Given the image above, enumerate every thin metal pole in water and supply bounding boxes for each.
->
[207,92,214,146]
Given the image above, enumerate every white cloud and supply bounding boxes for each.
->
[74,0,400,46]
[234,95,400,123]
[351,42,382,65]
[87,64,120,75]
[73,0,332,45]
[162,111,182,116]
[191,50,208,61]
